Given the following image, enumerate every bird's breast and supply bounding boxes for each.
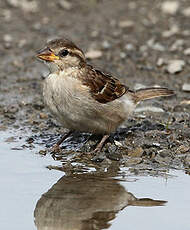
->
[42,71,136,134]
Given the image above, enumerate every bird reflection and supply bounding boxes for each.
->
[34,173,167,230]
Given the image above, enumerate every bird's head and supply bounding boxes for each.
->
[36,38,86,72]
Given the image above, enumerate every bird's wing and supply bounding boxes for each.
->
[82,65,129,103]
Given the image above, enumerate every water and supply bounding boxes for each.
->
[0,131,190,230]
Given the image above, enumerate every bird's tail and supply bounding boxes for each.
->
[129,198,167,207]
[133,87,174,103]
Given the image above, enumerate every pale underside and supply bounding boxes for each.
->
[43,69,136,134]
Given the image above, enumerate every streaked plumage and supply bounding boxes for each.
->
[37,38,174,153]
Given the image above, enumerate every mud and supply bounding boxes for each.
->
[1,0,190,174]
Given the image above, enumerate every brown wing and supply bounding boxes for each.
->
[81,65,128,103]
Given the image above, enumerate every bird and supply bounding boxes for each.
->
[36,37,174,154]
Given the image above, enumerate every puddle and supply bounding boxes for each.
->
[0,131,190,230]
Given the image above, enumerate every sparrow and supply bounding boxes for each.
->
[36,38,174,154]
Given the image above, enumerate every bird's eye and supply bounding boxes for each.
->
[59,49,69,57]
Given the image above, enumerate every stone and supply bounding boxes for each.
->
[185,155,190,166]
[162,24,179,37]
[127,147,144,157]
[184,48,190,56]
[125,43,135,50]
[182,7,190,17]
[118,20,134,28]
[176,145,190,154]
[154,154,172,165]
[170,39,184,51]
[114,140,123,147]
[39,113,48,119]
[147,38,165,51]
[180,100,190,105]
[120,52,126,59]
[125,157,142,166]
[135,106,165,113]
[85,50,102,59]
[166,60,185,74]
[58,0,72,10]
[3,34,12,43]
[157,58,165,67]
[102,40,111,49]
[6,0,38,13]
[161,1,179,15]
[182,83,190,92]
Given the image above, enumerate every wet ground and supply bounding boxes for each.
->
[0,0,190,229]
[1,131,190,230]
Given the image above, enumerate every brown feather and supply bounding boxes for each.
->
[81,65,128,103]
[132,87,175,103]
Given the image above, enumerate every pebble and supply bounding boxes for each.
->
[182,7,190,17]
[184,48,190,56]
[125,43,135,51]
[6,0,19,7]
[3,34,13,43]
[157,58,165,67]
[180,100,190,105]
[4,105,19,113]
[125,157,142,166]
[6,0,38,13]
[185,155,190,166]
[39,113,48,119]
[127,147,144,158]
[5,137,16,143]
[176,145,190,154]
[147,38,165,51]
[118,20,134,28]
[166,60,185,74]
[158,149,170,157]
[120,52,126,59]
[135,106,165,113]
[162,25,179,37]
[114,140,123,147]
[170,39,184,51]
[85,50,102,59]
[58,0,72,10]
[152,43,165,51]
[154,155,171,165]
[3,34,12,49]
[182,83,190,92]
[161,1,179,15]
[90,30,99,38]
[102,40,111,49]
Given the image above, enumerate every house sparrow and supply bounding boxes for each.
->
[36,38,174,153]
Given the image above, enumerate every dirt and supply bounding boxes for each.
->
[1,0,190,175]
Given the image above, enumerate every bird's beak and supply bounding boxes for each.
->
[36,47,60,62]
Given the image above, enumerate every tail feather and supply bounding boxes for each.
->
[133,87,174,103]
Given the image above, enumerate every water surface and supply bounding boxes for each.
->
[0,131,189,230]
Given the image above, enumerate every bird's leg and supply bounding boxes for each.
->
[89,134,109,154]
[50,131,73,153]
